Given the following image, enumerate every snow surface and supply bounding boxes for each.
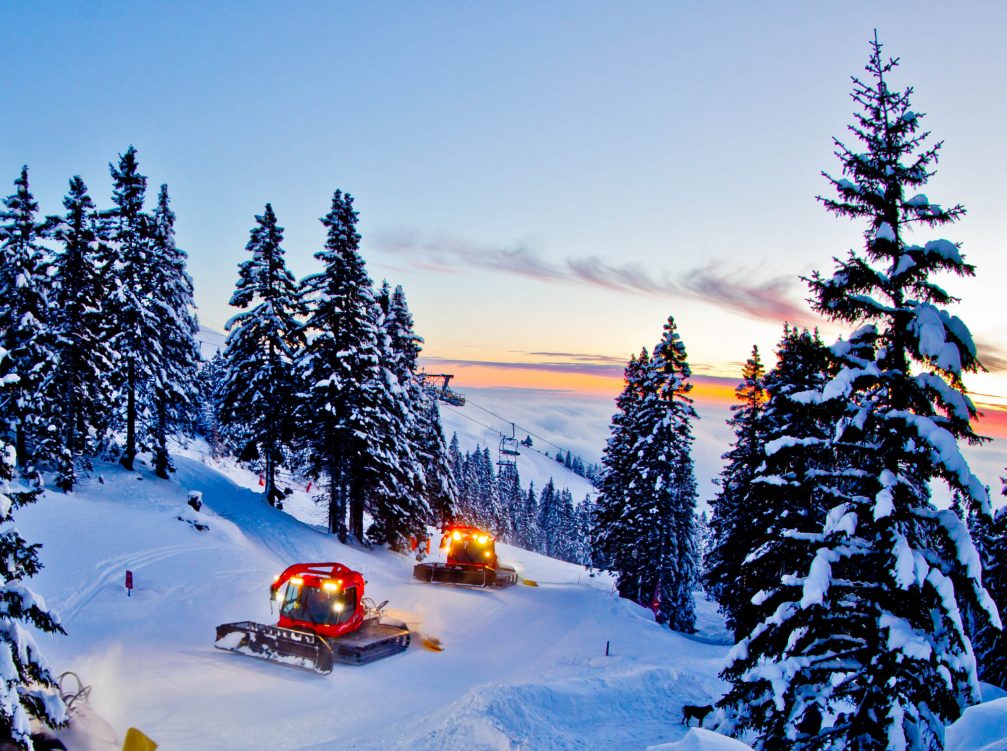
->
[947,697,1007,751]
[18,446,732,750]
[648,728,755,750]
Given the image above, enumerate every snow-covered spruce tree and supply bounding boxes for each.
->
[195,351,227,458]
[413,388,457,528]
[485,448,511,538]
[363,283,431,549]
[147,185,200,479]
[0,167,58,470]
[554,487,579,563]
[720,38,999,751]
[298,190,384,542]
[48,176,117,490]
[536,484,580,563]
[104,147,159,471]
[0,347,66,748]
[966,483,1007,688]
[573,494,595,566]
[500,463,524,546]
[726,327,834,644]
[704,345,767,632]
[591,349,647,571]
[537,479,562,558]
[593,317,699,631]
[518,482,542,553]
[219,203,304,507]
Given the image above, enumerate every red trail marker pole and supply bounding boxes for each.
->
[125,570,133,597]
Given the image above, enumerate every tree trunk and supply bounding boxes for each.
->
[154,399,169,479]
[121,361,136,470]
[329,452,347,543]
[349,476,365,543]
[264,448,281,509]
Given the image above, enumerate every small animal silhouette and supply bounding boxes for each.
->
[682,704,714,727]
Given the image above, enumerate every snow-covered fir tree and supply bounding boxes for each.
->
[298,190,386,542]
[708,326,833,656]
[0,346,66,748]
[500,463,524,547]
[48,176,116,490]
[966,481,1007,689]
[0,167,58,471]
[146,185,200,479]
[723,327,834,644]
[591,349,647,572]
[704,345,767,634]
[537,479,563,558]
[219,203,304,507]
[104,147,159,471]
[195,351,227,458]
[720,38,1000,751]
[517,481,542,553]
[363,282,431,549]
[593,317,699,632]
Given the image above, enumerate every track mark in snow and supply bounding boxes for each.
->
[59,543,207,620]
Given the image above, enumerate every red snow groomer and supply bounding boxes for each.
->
[215,562,410,674]
[413,525,518,588]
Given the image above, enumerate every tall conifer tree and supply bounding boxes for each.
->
[105,147,158,471]
[0,167,57,469]
[593,317,699,632]
[299,191,383,542]
[705,345,767,630]
[0,347,66,749]
[220,204,304,506]
[49,177,115,490]
[147,185,200,478]
[720,38,999,751]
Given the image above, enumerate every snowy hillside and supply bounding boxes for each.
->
[438,397,598,503]
[12,447,1007,749]
[20,447,730,750]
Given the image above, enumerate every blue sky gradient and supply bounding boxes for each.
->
[3,2,1005,406]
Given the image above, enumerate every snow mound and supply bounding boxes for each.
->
[400,665,716,751]
[648,728,754,751]
[946,697,1007,751]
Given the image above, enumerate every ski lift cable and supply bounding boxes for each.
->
[461,397,593,467]
[441,404,591,469]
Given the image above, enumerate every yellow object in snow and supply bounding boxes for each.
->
[522,578,539,587]
[421,635,445,652]
[123,727,158,751]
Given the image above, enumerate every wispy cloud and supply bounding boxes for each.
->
[421,355,625,379]
[523,351,630,365]
[370,231,817,325]
[976,338,1007,373]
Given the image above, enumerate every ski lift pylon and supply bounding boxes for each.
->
[419,372,466,407]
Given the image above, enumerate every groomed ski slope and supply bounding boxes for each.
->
[18,448,730,750]
[16,447,1007,750]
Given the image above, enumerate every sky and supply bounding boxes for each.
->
[3,2,1006,472]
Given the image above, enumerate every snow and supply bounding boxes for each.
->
[947,698,1007,751]
[879,613,932,661]
[911,303,963,373]
[874,222,896,243]
[648,728,755,750]
[923,239,963,264]
[800,547,839,609]
[17,446,730,749]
